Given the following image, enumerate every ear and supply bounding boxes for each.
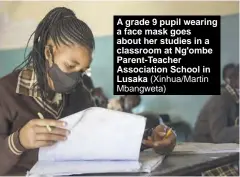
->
[44,45,53,66]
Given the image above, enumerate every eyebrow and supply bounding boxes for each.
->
[71,57,92,65]
[71,60,80,65]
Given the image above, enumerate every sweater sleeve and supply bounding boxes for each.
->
[209,97,239,143]
[0,98,26,175]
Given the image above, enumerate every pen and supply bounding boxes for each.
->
[37,112,52,132]
[163,128,172,140]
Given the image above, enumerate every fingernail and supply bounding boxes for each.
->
[63,122,67,127]
[153,142,159,146]
[159,132,166,136]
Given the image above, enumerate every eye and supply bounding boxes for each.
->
[65,63,75,69]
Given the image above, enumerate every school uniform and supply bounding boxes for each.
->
[0,66,157,175]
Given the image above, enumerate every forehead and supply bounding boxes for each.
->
[56,44,92,65]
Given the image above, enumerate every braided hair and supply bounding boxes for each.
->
[14,7,95,101]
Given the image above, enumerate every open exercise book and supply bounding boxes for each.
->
[28,107,165,176]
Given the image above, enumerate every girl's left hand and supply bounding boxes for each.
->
[143,125,176,155]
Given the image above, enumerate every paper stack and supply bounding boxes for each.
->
[28,107,164,176]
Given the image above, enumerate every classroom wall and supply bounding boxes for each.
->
[0,1,239,49]
[0,2,239,128]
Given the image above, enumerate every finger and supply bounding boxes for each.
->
[142,139,154,148]
[168,133,177,147]
[152,129,157,140]
[154,125,166,132]
[31,119,67,128]
[153,139,171,147]
[34,126,70,136]
[152,128,165,141]
[36,134,67,141]
[35,141,56,148]
[162,133,176,144]
[157,132,166,137]
[153,133,176,147]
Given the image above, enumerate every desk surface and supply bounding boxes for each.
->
[152,152,239,176]
[79,152,238,176]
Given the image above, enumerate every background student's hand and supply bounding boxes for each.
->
[143,125,176,155]
[107,98,123,111]
[19,119,70,149]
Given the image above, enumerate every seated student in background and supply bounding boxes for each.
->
[108,95,141,112]
[120,95,141,113]
[107,97,124,111]
[82,74,94,90]
[0,7,176,176]
[221,63,236,87]
[108,95,162,126]
[119,95,141,113]
[91,87,108,108]
[193,64,239,176]
[82,74,109,108]
[193,64,239,143]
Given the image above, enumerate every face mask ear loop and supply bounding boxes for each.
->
[79,77,97,107]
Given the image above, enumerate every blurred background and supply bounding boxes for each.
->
[0,1,239,140]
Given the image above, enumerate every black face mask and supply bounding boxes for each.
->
[48,63,82,93]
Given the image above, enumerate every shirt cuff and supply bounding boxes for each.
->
[7,131,25,156]
[143,128,154,139]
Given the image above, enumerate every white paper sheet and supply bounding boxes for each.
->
[173,142,239,154]
[38,107,146,161]
[29,108,170,176]
[29,150,165,176]
[29,160,142,176]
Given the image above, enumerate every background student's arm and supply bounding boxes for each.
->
[209,98,239,143]
[0,100,25,175]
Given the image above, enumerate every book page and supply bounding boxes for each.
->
[38,107,146,161]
